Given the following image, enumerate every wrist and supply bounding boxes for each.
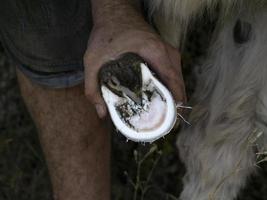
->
[91,0,143,28]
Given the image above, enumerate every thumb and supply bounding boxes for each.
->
[87,88,107,119]
[84,54,107,119]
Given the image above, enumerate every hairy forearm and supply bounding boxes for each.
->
[91,0,142,26]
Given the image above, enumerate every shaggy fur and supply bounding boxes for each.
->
[147,0,267,199]
[147,0,263,46]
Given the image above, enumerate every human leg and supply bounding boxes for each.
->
[17,69,110,200]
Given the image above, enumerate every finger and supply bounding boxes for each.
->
[83,53,107,119]
[139,44,186,103]
[165,46,188,117]
[166,45,187,103]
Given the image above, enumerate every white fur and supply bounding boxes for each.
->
[148,0,241,19]
[146,0,267,199]
[146,0,263,47]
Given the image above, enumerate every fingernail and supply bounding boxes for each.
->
[95,104,106,118]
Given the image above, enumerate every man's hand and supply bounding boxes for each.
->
[84,0,186,118]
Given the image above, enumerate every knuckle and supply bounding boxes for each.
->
[170,46,181,58]
[83,51,96,67]
[157,42,166,53]
[83,58,89,67]
[147,39,158,49]
[164,68,177,79]
[83,55,91,67]
[146,39,165,54]
[167,73,182,85]
[176,52,182,61]
[154,44,166,57]
[85,90,95,101]
[177,80,185,90]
